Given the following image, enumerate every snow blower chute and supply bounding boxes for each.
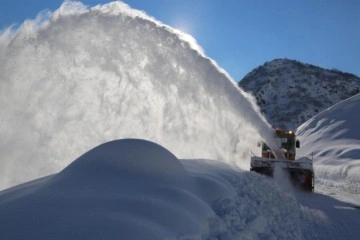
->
[250,129,314,191]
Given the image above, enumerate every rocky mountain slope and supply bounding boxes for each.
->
[238,59,360,129]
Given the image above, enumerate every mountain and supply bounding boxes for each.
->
[238,59,360,130]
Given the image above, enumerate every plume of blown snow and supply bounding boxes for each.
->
[0,1,274,190]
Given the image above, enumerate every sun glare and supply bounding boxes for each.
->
[171,17,194,36]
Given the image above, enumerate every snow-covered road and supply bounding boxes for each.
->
[296,189,360,239]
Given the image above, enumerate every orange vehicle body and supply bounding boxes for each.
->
[261,129,298,160]
[251,129,314,191]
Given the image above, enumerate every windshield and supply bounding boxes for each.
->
[279,137,294,150]
[261,135,296,152]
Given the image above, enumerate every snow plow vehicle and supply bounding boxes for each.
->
[250,129,314,191]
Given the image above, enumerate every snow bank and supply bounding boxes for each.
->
[0,1,274,190]
[59,139,188,183]
[297,94,360,196]
[0,139,301,239]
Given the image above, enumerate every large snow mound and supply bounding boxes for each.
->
[297,93,360,195]
[0,139,302,240]
[59,139,188,183]
[0,1,275,190]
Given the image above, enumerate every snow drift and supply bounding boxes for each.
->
[0,139,302,240]
[297,93,360,197]
[0,1,274,190]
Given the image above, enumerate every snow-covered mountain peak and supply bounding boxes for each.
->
[239,58,360,129]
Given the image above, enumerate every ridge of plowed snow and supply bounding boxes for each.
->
[297,93,360,199]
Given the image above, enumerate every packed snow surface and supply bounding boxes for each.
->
[0,1,276,190]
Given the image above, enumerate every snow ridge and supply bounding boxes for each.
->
[297,94,360,198]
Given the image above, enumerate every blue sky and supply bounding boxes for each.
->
[1,0,360,80]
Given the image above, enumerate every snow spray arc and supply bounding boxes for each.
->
[0,1,273,189]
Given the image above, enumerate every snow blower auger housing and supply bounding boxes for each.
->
[250,129,314,191]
